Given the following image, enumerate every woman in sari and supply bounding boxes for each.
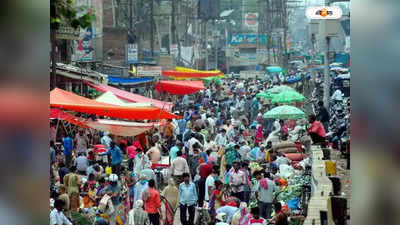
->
[255,125,263,145]
[63,166,81,212]
[161,178,178,225]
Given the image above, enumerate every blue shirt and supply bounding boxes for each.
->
[179,182,198,206]
[103,146,123,166]
[50,147,56,164]
[178,119,187,135]
[63,137,73,156]
[169,146,180,162]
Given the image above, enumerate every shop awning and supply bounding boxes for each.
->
[50,88,179,120]
[96,91,153,107]
[162,70,222,78]
[50,108,158,136]
[154,80,205,95]
[49,108,89,128]
[85,119,156,137]
[107,76,154,85]
[85,81,173,111]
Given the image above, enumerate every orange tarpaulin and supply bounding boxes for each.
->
[50,88,180,120]
[50,108,89,128]
[162,70,222,78]
[85,81,173,111]
[154,80,205,95]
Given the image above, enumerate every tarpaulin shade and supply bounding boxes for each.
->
[107,76,153,84]
[85,119,156,137]
[162,70,222,78]
[85,81,173,111]
[50,88,179,120]
[50,108,158,136]
[154,80,205,95]
[96,91,153,107]
[50,108,89,128]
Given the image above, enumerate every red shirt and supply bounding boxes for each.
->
[199,163,213,179]
[127,145,138,159]
[308,121,326,137]
[144,188,161,214]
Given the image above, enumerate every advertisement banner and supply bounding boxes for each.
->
[126,44,138,64]
[72,27,94,62]
[245,13,258,32]
[137,66,162,77]
[230,33,266,46]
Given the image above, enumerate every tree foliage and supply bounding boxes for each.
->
[50,0,96,30]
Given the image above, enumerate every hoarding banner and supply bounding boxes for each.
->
[137,66,162,77]
[126,44,138,64]
[72,27,94,62]
[230,34,266,45]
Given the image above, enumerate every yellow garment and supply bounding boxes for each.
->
[105,166,112,175]
[264,150,271,162]
[325,161,337,176]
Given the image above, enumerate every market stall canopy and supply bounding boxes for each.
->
[96,91,153,107]
[271,90,306,104]
[155,80,205,95]
[107,76,153,85]
[267,66,283,73]
[162,70,222,78]
[85,119,157,137]
[85,81,173,111]
[256,91,277,99]
[267,85,295,94]
[263,105,306,120]
[50,108,158,136]
[49,108,89,128]
[50,88,180,120]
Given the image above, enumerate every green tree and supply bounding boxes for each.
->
[50,0,96,89]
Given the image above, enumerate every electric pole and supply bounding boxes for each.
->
[150,0,154,57]
[323,0,331,109]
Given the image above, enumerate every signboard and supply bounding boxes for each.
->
[159,55,174,70]
[245,13,258,32]
[170,44,178,57]
[137,66,162,77]
[239,70,264,79]
[72,27,94,62]
[126,44,138,64]
[56,23,80,40]
[230,34,266,46]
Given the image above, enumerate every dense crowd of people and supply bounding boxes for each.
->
[50,78,328,225]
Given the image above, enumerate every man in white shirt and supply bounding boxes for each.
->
[238,140,251,160]
[229,162,246,202]
[74,129,89,154]
[169,151,190,185]
[214,129,228,148]
[50,199,72,225]
[187,133,203,155]
[205,167,218,202]
[101,131,112,149]
[75,152,89,175]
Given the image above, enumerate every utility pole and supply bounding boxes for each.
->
[205,21,208,70]
[50,0,57,89]
[150,0,154,58]
[323,0,331,109]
